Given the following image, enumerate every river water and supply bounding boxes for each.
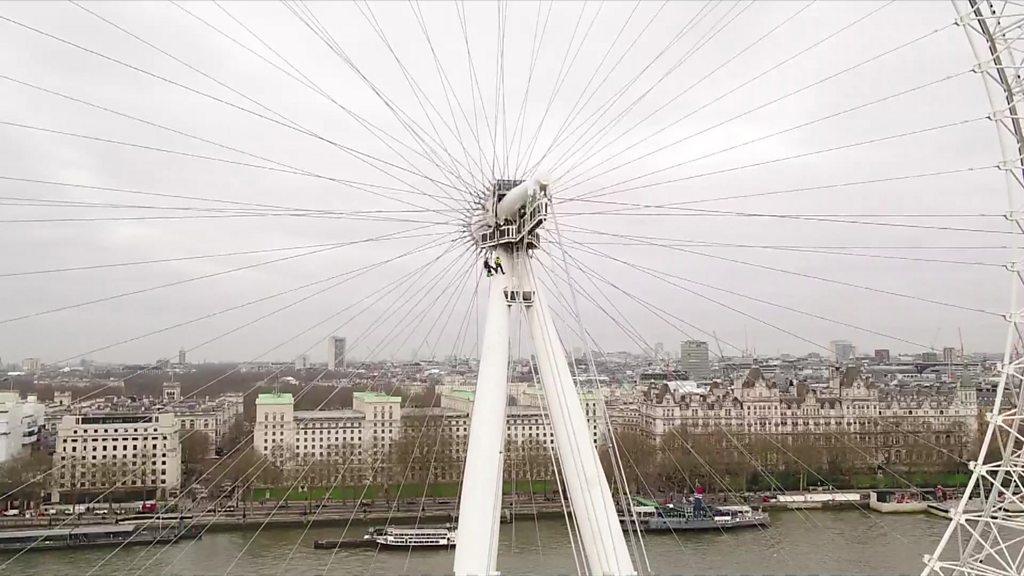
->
[2,510,948,575]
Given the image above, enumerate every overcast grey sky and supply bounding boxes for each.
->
[0,1,1013,365]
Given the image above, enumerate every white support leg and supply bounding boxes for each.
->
[460,180,633,575]
[525,262,636,576]
[454,247,512,576]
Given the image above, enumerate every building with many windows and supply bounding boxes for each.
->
[51,413,181,501]
[171,393,244,457]
[606,400,642,435]
[253,387,606,476]
[354,390,401,453]
[327,336,347,370]
[0,392,43,463]
[254,392,295,465]
[255,390,404,467]
[638,366,978,467]
[680,340,710,379]
[292,409,365,463]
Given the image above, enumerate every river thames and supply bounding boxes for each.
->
[0,510,949,575]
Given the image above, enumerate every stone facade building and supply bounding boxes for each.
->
[52,412,181,502]
[638,366,978,468]
[172,393,244,457]
[0,392,44,464]
[253,387,605,482]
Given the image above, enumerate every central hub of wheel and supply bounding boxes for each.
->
[474,178,549,251]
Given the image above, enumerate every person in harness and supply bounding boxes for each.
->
[493,254,505,274]
[483,258,494,277]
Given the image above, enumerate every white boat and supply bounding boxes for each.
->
[314,524,457,550]
[362,525,456,547]
[622,498,770,531]
[774,493,862,510]
[869,490,929,513]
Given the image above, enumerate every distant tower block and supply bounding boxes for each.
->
[680,340,710,379]
[830,339,855,364]
[942,346,959,364]
[327,336,346,370]
[178,348,186,365]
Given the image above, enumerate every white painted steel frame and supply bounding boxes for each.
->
[923,2,1024,575]
[524,257,637,575]
[455,178,636,574]
[454,246,511,576]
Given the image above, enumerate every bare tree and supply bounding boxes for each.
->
[181,430,212,483]
[219,416,249,454]
[0,453,51,508]
[599,431,656,494]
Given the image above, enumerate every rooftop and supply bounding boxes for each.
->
[0,391,21,404]
[665,381,705,396]
[444,390,475,401]
[353,391,401,404]
[404,407,465,418]
[507,405,545,416]
[256,392,293,406]
[294,409,364,420]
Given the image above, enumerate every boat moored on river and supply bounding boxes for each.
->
[771,492,863,509]
[314,524,456,550]
[0,523,199,552]
[622,497,770,531]
[869,490,932,513]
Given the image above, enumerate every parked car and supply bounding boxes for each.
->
[2,509,21,517]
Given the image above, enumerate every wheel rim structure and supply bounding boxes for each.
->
[924,2,1024,574]
[0,2,1021,574]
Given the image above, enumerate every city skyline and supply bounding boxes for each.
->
[3,336,1003,370]
[1,2,1022,574]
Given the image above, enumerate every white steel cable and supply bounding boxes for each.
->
[228,249,476,575]
[137,251,473,574]
[0,238,467,571]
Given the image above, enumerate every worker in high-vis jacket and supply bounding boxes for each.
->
[493,255,505,274]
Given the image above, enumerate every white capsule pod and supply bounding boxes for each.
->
[495,178,544,222]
